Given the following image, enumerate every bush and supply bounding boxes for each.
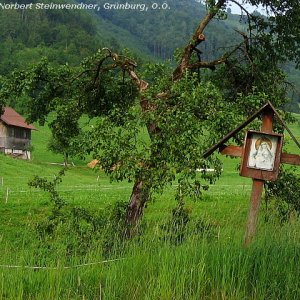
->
[265,168,300,223]
[29,170,130,258]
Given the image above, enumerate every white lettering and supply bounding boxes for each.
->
[35,2,98,10]
[0,2,33,9]
[0,2,99,10]
[103,2,148,12]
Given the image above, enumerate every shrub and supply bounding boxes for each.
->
[265,168,300,223]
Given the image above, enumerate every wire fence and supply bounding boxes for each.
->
[0,258,126,270]
[0,171,253,205]
[1,185,252,205]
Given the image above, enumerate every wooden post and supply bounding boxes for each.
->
[243,108,274,246]
[244,179,264,246]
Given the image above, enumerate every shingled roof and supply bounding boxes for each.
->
[0,107,36,130]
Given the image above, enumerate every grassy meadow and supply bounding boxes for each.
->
[0,115,299,299]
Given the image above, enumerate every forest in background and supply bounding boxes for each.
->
[0,0,299,112]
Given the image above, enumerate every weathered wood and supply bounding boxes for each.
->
[203,101,300,159]
[267,101,300,151]
[281,153,300,166]
[240,108,279,181]
[0,122,32,151]
[219,145,243,157]
[4,136,31,151]
[203,102,271,158]
[261,107,274,133]
[244,109,273,246]
[239,131,283,181]
[244,179,264,246]
[0,122,8,148]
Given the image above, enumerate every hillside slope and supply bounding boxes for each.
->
[0,0,299,110]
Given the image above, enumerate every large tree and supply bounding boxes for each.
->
[1,0,299,233]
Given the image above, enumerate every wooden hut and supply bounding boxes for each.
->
[0,107,36,159]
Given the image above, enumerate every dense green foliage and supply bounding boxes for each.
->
[0,54,224,199]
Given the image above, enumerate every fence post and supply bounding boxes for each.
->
[5,188,9,203]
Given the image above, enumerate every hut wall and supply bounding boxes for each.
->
[0,123,32,159]
[5,126,31,150]
[0,122,8,149]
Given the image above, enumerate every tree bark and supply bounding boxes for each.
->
[63,152,69,168]
[125,180,149,236]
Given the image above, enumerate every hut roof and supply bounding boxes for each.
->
[0,107,36,130]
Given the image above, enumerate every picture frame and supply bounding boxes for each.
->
[240,130,283,181]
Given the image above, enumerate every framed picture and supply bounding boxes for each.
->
[240,131,283,181]
[247,133,278,171]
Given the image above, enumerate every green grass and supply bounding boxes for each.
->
[0,115,299,299]
[0,219,299,299]
[284,113,300,154]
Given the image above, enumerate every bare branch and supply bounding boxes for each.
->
[95,48,148,92]
[189,57,227,70]
[173,0,227,80]
[229,0,253,41]
[102,47,138,68]
[234,30,254,71]
[127,69,149,92]
[188,41,245,70]
[193,0,227,43]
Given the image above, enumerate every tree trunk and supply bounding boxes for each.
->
[123,1,225,233]
[125,180,149,237]
[64,152,69,167]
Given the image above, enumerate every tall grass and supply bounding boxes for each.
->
[0,216,299,299]
[101,221,300,300]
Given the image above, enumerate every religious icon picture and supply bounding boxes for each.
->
[247,133,278,171]
[240,131,283,181]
